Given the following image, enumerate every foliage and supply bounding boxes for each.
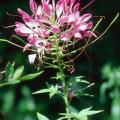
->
[100,64,120,120]
[37,112,49,120]
[0,62,43,88]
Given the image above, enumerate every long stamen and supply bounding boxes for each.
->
[6,12,20,17]
[2,25,16,28]
[80,0,95,12]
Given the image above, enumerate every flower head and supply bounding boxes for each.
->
[15,0,96,63]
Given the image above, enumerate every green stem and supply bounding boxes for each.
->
[55,37,70,120]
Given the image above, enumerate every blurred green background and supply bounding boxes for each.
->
[0,0,120,120]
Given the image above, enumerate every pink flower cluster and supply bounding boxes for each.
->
[15,0,96,63]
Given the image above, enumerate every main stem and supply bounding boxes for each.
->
[55,38,70,119]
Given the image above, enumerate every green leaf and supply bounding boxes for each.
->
[37,112,49,120]
[33,85,58,99]
[79,107,103,116]
[79,107,92,114]
[33,89,49,94]
[13,66,24,79]
[49,85,58,98]
[5,62,14,80]
[19,71,44,81]
[72,76,89,84]
[58,107,103,120]
[0,80,20,88]
[58,113,73,120]
[80,116,88,120]
[7,80,20,85]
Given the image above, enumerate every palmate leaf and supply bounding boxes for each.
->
[37,112,49,120]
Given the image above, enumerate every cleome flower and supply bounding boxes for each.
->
[15,0,96,63]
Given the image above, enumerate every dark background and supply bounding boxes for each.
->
[0,0,120,120]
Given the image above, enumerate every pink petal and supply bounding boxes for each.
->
[15,29,28,36]
[66,0,71,3]
[66,30,73,37]
[85,31,97,38]
[37,16,47,23]
[40,28,50,38]
[63,0,67,13]
[87,22,93,29]
[74,32,82,39]
[30,0,37,14]
[56,0,63,18]
[18,8,30,18]
[15,22,33,34]
[78,23,88,31]
[80,14,92,23]
[51,26,60,33]
[70,0,76,13]
[59,16,68,24]
[36,5,42,16]
[70,0,76,5]
[73,3,80,13]
[28,54,36,64]
[77,22,93,31]
[22,16,32,23]
[67,14,75,22]
[42,0,51,17]
[27,36,36,45]
[63,0,71,13]
[60,34,69,42]
[23,44,32,52]
[23,17,39,29]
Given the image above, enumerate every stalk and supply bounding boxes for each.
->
[55,36,70,120]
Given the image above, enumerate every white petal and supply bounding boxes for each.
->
[28,54,36,64]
